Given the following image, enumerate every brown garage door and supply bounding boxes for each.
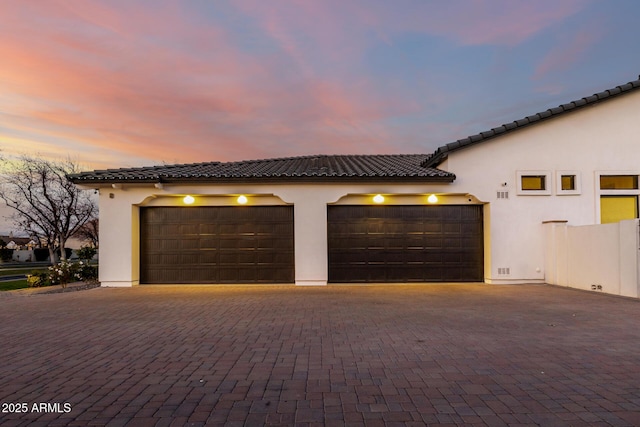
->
[328,205,483,283]
[140,206,294,284]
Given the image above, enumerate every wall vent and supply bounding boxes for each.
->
[497,191,509,199]
[497,267,510,275]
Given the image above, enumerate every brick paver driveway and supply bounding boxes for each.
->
[1,284,640,426]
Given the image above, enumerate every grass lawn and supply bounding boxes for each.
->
[0,263,98,292]
[0,279,29,291]
[0,267,50,276]
[0,266,50,291]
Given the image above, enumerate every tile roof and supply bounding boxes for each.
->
[423,75,640,167]
[68,154,455,184]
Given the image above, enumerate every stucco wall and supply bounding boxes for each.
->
[544,220,640,298]
[440,90,640,283]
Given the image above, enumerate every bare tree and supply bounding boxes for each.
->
[0,155,96,263]
[75,218,99,248]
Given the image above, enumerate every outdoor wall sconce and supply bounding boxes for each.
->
[427,194,438,203]
[183,195,195,205]
[237,195,248,205]
[373,194,385,204]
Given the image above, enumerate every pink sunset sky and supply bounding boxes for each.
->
[1,0,640,169]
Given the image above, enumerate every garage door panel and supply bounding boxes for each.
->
[423,223,443,233]
[179,239,199,250]
[424,237,444,249]
[422,251,443,263]
[402,266,428,281]
[442,238,462,249]
[197,237,218,249]
[462,223,482,235]
[198,250,218,263]
[140,206,294,284]
[255,252,275,264]
[179,223,199,234]
[443,223,462,233]
[334,239,364,250]
[400,249,427,263]
[328,205,483,283]
[331,251,364,264]
[198,224,218,234]
[402,236,424,248]
[401,207,423,219]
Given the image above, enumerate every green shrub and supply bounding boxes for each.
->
[0,248,13,261]
[48,260,75,287]
[77,261,98,280]
[33,248,49,262]
[76,246,97,261]
[27,271,49,287]
[48,260,98,287]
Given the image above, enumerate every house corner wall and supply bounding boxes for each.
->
[98,190,140,287]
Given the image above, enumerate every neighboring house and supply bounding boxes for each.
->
[69,76,640,288]
[0,235,35,249]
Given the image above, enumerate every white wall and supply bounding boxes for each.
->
[441,90,640,283]
[544,220,640,298]
[11,250,35,262]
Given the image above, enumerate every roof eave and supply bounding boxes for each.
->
[69,174,456,186]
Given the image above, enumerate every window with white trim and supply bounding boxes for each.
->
[516,171,552,195]
[598,172,640,223]
[556,171,581,195]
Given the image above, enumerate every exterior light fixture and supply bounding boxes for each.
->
[237,195,248,205]
[373,194,385,204]
[427,194,438,204]
[183,195,195,205]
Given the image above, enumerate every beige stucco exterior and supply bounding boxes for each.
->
[96,183,484,286]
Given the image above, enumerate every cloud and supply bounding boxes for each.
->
[416,0,588,46]
[1,1,432,166]
[534,29,601,83]
[0,3,272,163]
[237,0,589,52]
[0,0,592,168]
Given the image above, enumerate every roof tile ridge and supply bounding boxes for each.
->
[227,154,330,165]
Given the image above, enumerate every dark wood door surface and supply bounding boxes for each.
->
[140,206,294,284]
[328,205,483,283]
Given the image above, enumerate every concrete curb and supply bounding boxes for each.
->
[0,281,101,298]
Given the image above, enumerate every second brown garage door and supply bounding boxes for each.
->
[328,205,484,283]
[140,206,294,284]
